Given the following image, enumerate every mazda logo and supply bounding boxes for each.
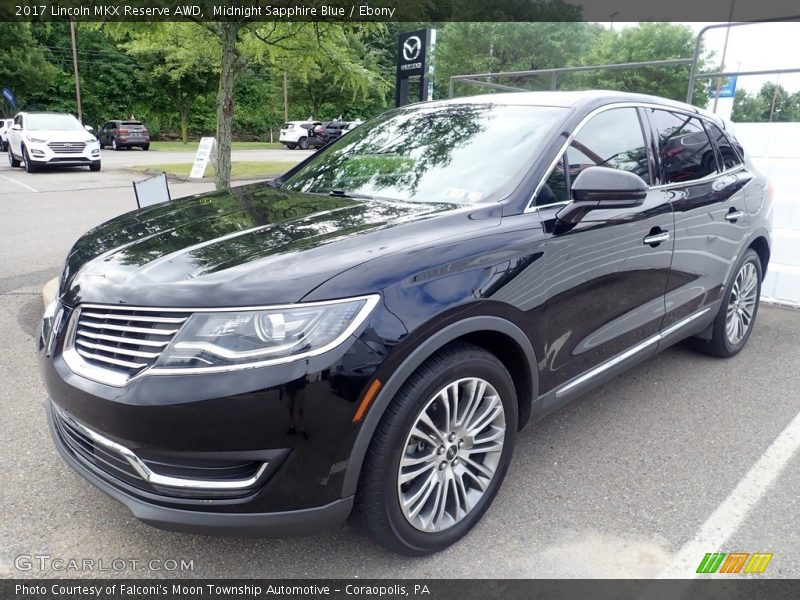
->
[402,36,422,62]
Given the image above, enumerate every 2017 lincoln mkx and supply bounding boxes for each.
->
[39,91,772,555]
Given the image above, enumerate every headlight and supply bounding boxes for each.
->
[27,136,47,144]
[153,295,379,371]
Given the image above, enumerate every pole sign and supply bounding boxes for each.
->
[190,137,216,179]
[395,29,434,107]
[716,76,737,98]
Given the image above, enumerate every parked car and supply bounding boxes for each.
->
[0,118,13,151]
[97,120,150,151]
[308,120,349,148]
[7,112,100,172]
[341,120,363,135]
[279,120,321,150]
[40,91,771,555]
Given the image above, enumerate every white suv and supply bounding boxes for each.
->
[7,112,101,173]
[0,118,13,151]
[279,120,320,150]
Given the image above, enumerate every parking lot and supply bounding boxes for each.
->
[1,154,799,579]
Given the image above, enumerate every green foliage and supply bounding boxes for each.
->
[580,23,709,106]
[732,83,800,122]
[0,22,58,116]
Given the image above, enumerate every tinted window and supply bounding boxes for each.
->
[705,121,743,170]
[283,104,568,204]
[567,108,650,184]
[647,109,717,184]
[534,107,649,206]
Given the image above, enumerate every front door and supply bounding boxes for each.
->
[534,106,674,394]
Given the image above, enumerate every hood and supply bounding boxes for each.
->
[28,130,97,143]
[60,183,488,307]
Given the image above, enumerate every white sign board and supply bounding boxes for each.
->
[190,137,216,179]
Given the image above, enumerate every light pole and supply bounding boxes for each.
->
[69,20,83,123]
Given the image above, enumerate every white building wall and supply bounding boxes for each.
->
[735,123,800,307]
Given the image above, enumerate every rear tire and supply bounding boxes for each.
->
[358,342,517,556]
[298,136,309,150]
[141,144,149,151]
[692,248,762,358]
[112,138,121,151]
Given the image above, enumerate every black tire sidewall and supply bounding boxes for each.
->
[715,249,762,355]
[369,349,517,555]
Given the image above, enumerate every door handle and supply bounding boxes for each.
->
[725,210,744,222]
[643,231,670,247]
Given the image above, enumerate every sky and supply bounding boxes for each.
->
[602,21,800,95]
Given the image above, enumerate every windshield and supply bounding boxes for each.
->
[281,103,567,204]
[26,113,84,131]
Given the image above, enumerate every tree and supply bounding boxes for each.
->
[0,23,58,115]
[731,83,800,122]
[435,22,604,97]
[122,23,218,143]
[583,23,710,106]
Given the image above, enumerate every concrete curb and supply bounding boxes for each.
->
[43,277,58,308]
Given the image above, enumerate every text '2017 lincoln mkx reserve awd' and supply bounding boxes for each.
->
[39,91,772,555]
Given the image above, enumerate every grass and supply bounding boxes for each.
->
[132,161,298,179]
[148,141,284,152]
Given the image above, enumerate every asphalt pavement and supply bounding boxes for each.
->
[1,153,799,579]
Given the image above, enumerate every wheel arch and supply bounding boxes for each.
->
[748,234,771,276]
[341,315,538,498]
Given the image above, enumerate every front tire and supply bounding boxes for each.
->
[89,161,101,172]
[8,146,21,168]
[693,248,762,358]
[23,147,38,173]
[358,342,517,556]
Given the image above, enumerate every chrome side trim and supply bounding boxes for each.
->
[554,307,712,398]
[54,404,268,491]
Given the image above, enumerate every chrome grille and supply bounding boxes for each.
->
[48,141,87,154]
[71,306,190,375]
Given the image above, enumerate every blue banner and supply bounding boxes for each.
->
[715,76,737,99]
[1,87,17,109]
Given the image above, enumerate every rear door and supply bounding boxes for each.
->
[534,106,674,394]
[642,108,750,329]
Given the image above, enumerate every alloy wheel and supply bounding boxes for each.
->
[725,261,758,345]
[397,377,506,532]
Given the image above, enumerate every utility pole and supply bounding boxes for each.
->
[69,20,82,123]
[713,0,736,113]
[283,71,288,123]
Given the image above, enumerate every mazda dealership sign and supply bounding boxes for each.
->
[396,29,435,106]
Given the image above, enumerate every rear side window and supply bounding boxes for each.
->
[705,121,744,171]
[646,109,717,184]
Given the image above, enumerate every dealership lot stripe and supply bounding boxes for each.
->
[0,173,38,193]
[659,409,800,577]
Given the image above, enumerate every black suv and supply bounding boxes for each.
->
[40,91,771,556]
[97,120,150,151]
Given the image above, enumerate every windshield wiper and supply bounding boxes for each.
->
[329,189,373,200]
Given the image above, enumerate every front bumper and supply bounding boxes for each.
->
[26,140,100,165]
[39,301,388,535]
[47,401,353,536]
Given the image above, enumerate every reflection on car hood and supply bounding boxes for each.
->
[60,183,476,307]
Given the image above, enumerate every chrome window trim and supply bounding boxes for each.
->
[54,403,268,491]
[524,101,743,213]
[61,295,380,386]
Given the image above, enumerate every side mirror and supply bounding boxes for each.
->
[84,125,94,132]
[556,166,648,224]
[11,124,22,131]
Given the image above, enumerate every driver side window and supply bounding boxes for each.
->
[535,107,651,206]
